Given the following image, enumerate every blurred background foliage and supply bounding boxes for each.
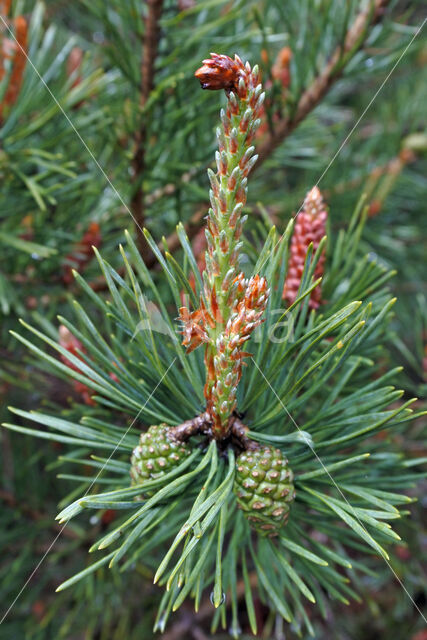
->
[0,0,425,638]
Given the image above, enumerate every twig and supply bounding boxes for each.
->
[230,415,260,451]
[131,0,164,260]
[169,411,211,441]
[254,0,391,167]
[169,412,260,453]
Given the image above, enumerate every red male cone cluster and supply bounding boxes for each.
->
[59,325,119,405]
[62,222,102,284]
[59,326,95,405]
[283,186,327,309]
[0,14,28,117]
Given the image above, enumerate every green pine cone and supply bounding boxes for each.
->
[130,424,191,486]
[234,446,295,536]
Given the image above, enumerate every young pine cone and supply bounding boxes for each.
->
[283,186,327,309]
[130,424,191,486]
[234,446,295,536]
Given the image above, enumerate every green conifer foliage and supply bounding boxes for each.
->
[1,2,426,638]
[3,50,425,636]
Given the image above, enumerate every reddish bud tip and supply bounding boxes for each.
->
[195,53,241,92]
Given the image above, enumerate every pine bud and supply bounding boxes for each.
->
[195,53,241,92]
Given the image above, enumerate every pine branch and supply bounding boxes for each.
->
[5,40,424,634]
[255,0,391,166]
[143,0,391,267]
[131,0,164,260]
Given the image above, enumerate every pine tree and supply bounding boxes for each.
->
[4,48,425,637]
[1,1,426,638]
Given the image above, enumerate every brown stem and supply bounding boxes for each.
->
[230,415,260,451]
[130,0,164,260]
[168,412,260,452]
[169,411,211,442]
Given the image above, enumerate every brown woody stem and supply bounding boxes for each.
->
[169,412,211,442]
[169,411,260,452]
[130,0,164,261]
[255,0,390,167]
[229,415,260,451]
